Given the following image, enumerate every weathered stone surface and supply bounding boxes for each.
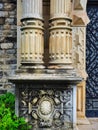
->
[0,71,3,78]
[0,0,16,93]
[4,3,16,11]
[0,25,3,29]
[5,18,15,24]
[6,59,17,64]
[0,3,4,9]
[0,11,8,17]
[0,0,16,3]
[1,43,13,49]
[9,11,16,15]
[0,17,5,24]
[72,0,89,120]
[6,49,15,54]
[0,58,4,64]
[3,24,11,29]
[0,90,7,94]
[10,25,16,30]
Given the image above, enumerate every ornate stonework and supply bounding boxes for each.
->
[73,0,89,26]
[18,86,73,129]
[9,0,84,129]
[72,27,87,79]
[72,0,89,120]
[21,19,44,65]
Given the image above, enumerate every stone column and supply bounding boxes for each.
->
[20,0,44,68]
[72,0,90,124]
[49,0,73,68]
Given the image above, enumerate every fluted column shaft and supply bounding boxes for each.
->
[22,0,42,19]
[50,0,71,18]
[49,0,72,67]
[20,0,44,68]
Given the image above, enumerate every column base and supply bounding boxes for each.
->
[48,64,73,70]
[77,117,90,125]
[20,65,45,69]
[20,63,45,69]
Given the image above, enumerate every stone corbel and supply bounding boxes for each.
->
[73,0,90,26]
[74,0,87,10]
[72,11,90,26]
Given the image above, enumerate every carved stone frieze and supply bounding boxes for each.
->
[18,86,73,129]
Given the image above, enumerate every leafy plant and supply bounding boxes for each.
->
[0,92,32,130]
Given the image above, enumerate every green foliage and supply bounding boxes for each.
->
[0,92,32,130]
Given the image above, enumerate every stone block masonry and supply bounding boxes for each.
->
[0,0,16,94]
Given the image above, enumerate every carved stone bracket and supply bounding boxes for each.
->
[72,0,89,26]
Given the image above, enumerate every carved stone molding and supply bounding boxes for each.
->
[72,27,87,79]
[72,0,89,121]
[20,19,44,65]
[18,86,73,129]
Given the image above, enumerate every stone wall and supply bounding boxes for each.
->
[0,0,17,94]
